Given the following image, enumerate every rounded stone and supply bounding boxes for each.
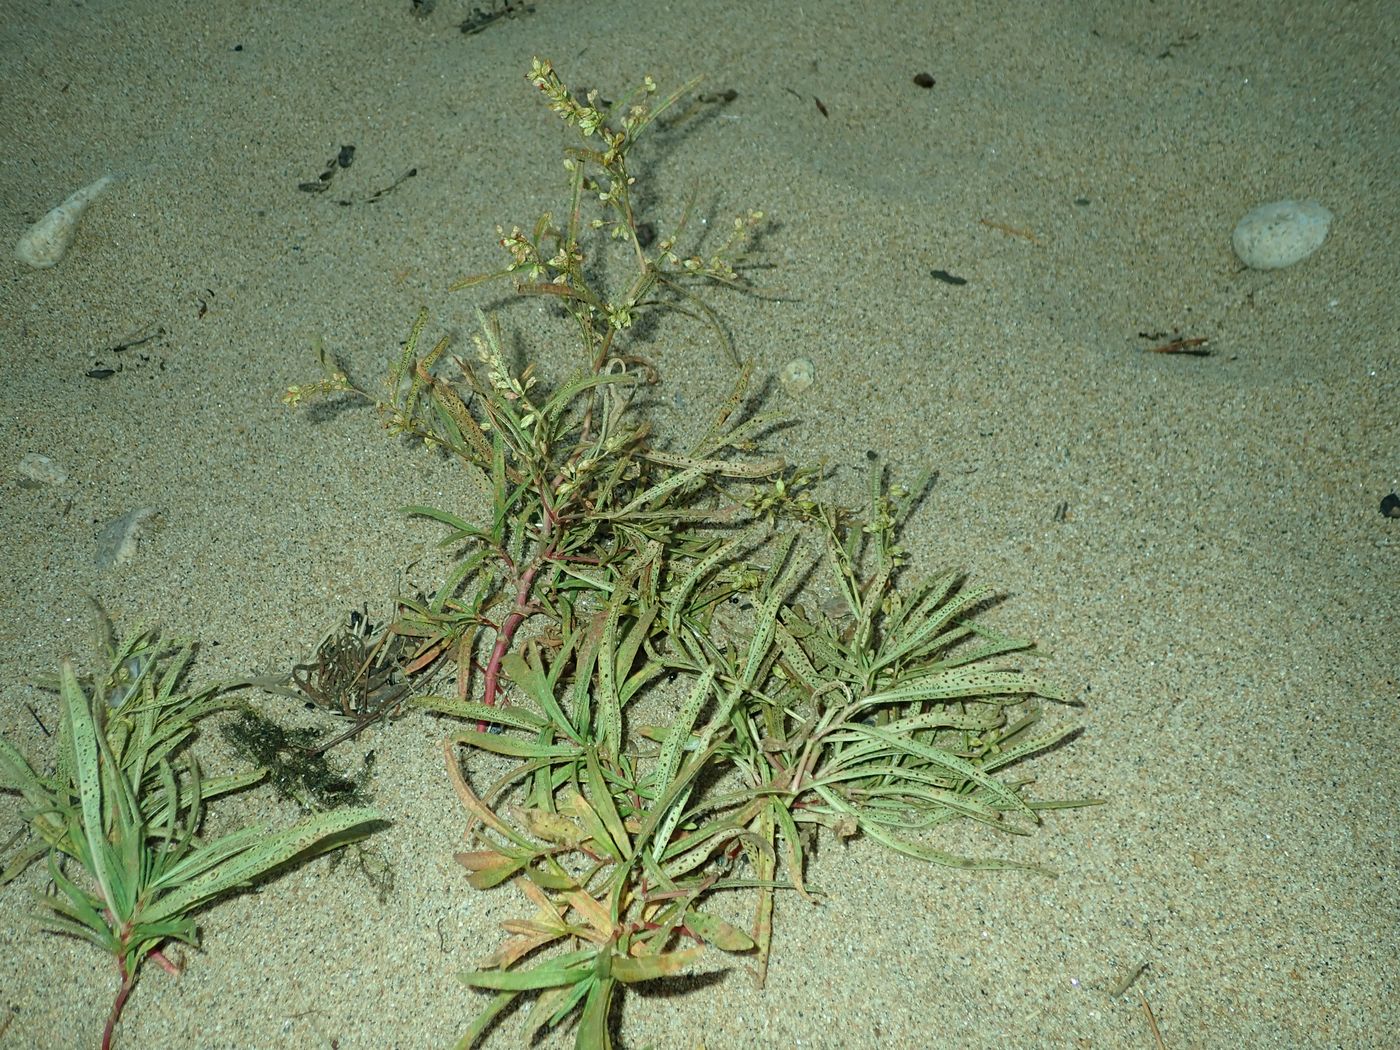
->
[779,357,815,395]
[1231,199,1333,270]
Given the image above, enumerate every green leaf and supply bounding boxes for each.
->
[431,726,581,760]
[0,738,48,809]
[665,526,763,637]
[596,579,627,754]
[842,725,1032,820]
[461,949,596,990]
[741,534,804,691]
[577,976,614,1050]
[562,786,623,864]
[583,748,631,862]
[683,909,754,952]
[862,668,1056,707]
[403,504,494,544]
[525,983,590,1043]
[142,805,380,924]
[59,661,118,918]
[413,695,548,733]
[502,642,581,741]
[656,668,713,798]
[453,990,517,1050]
[875,582,990,672]
[456,849,530,890]
[41,853,114,949]
[611,946,706,982]
[540,368,638,424]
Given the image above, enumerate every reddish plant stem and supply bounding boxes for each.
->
[472,416,599,729]
[102,960,134,1050]
[476,560,545,729]
[475,508,560,730]
[148,948,180,976]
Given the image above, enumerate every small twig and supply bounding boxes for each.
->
[1107,959,1148,998]
[25,703,50,737]
[1146,336,1211,356]
[978,218,1041,244]
[1137,987,1168,1049]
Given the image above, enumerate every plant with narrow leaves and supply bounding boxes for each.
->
[461,57,765,371]
[284,59,780,738]
[698,467,1103,981]
[433,555,768,1050]
[286,58,1100,1050]
[1,619,253,885]
[0,625,381,1049]
[435,467,1101,1047]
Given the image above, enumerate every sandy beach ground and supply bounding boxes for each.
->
[1,2,1395,1047]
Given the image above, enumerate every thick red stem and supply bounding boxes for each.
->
[102,962,135,1050]
[473,434,590,729]
[476,530,555,730]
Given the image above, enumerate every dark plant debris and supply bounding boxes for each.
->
[220,708,374,812]
[460,0,535,35]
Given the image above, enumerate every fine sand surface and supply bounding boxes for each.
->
[1,2,1395,1048]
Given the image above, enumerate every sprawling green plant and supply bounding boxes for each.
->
[287,59,1099,1050]
[0,620,381,1049]
[427,466,1099,1049]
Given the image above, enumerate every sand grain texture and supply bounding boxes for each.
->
[2,2,1395,1048]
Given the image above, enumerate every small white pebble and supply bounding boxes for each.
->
[1231,198,1332,270]
[16,452,68,486]
[779,356,815,395]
